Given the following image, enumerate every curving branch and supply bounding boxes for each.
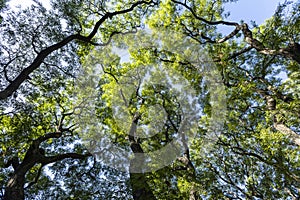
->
[213,46,253,62]
[241,23,300,64]
[171,0,239,27]
[170,0,300,64]
[0,0,155,100]
[219,139,300,182]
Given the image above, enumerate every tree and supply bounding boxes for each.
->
[0,0,299,199]
[0,0,156,199]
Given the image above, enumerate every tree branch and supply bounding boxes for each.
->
[256,88,300,147]
[274,123,300,147]
[171,0,239,26]
[25,164,44,189]
[170,1,300,65]
[240,23,300,64]
[40,152,92,165]
[0,0,154,100]
[213,46,253,62]
[34,131,63,146]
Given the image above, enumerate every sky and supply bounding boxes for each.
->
[216,0,286,35]
[223,0,289,80]
[224,0,286,25]
[8,0,286,24]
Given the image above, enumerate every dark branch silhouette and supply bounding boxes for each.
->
[0,0,154,100]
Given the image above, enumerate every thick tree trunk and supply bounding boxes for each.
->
[4,173,26,200]
[128,114,157,200]
[3,128,91,199]
[4,143,42,200]
[129,141,157,200]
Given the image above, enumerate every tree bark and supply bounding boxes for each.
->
[3,130,91,200]
[4,173,26,200]
[257,89,300,147]
[4,145,41,200]
[128,113,157,200]
[129,142,156,200]
[241,23,300,65]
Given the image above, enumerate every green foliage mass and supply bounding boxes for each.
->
[0,0,299,199]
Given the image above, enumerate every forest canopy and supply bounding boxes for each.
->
[0,0,299,199]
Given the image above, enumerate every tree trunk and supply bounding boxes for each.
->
[4,144,41,200]
[129,142,157,200]
[4,173,25,200]
[129,172,157,200]
[128,113,157,200]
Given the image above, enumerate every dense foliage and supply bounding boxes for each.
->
[0,0,299,199]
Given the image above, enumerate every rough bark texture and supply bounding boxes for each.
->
[4,173,25,200]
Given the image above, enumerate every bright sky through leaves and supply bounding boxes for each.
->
[9,0,286,23]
